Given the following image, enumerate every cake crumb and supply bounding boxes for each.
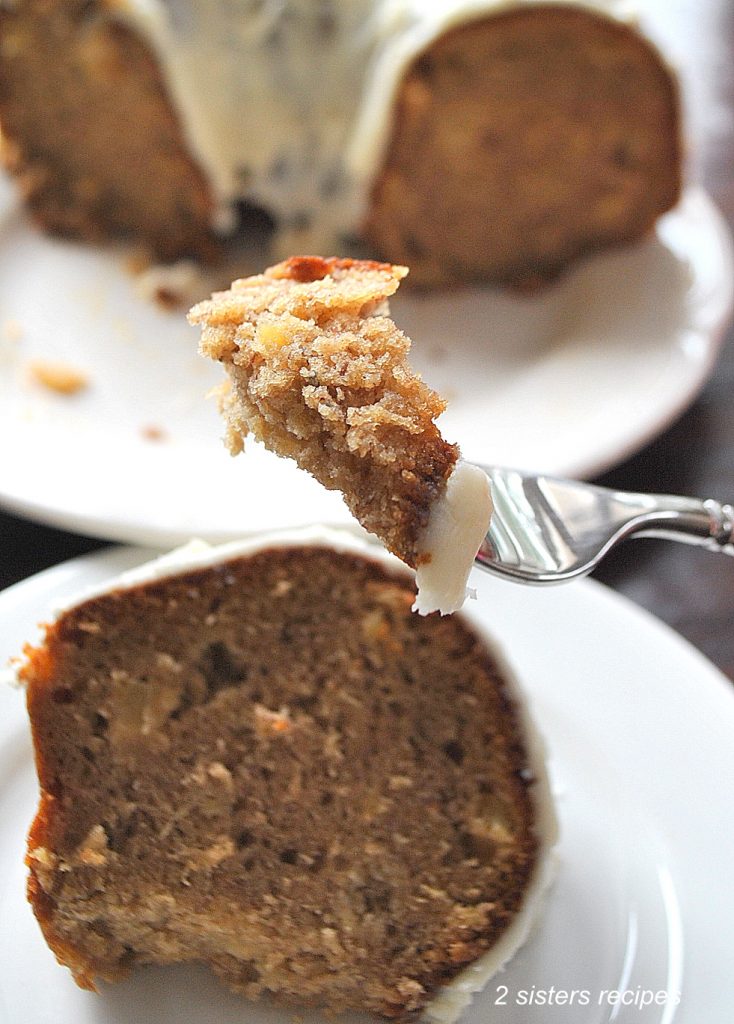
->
[137,260,204,310]
[191,257,491,614]
[140,423,167,442]
[28,359,89,395]
[190,257,458,570]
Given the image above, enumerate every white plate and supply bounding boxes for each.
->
[0,546,733,1023]
[0,184,731,546]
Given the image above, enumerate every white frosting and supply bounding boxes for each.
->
[119,0,383,251]
[413,461,493,617]
[29,526,557,1022]
[49,527,369,618]
[118,0,630,255]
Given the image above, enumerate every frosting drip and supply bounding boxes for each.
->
[119,0,629,254]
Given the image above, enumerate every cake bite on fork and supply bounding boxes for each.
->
[190,256,491,615]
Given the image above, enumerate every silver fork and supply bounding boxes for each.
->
[474,466,734,584]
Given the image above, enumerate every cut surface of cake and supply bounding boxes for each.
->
[190,256,492,614]
[21,530,557,1021]
[0,0,681,287]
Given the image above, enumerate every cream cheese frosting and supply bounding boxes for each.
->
[413,460,493,617]
[118,0,631,256]
[23,524,558,1023]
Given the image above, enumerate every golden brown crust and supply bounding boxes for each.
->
[22,546,540,1017]
[269,255,397,284]
[24,634,127,990]
[191,259,458,567]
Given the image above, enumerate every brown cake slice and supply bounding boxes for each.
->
[21,532,556,1020]
[0,0,217,262]
[190,256,492,615]
[365,4,682,287]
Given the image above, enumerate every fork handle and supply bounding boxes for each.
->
[631,496,734,552]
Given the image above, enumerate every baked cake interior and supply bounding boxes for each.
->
[191,256,492,614]
[24,543,540,1019]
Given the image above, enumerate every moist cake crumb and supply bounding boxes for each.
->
[140,423,167,443]
[21,536,553,1019]
[28,359,89,395]
[190,257,491,611]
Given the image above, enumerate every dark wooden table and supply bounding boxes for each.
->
[1,1,733,678]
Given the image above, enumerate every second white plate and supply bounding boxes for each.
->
[0,184,731,546]
[1,547,733,1022]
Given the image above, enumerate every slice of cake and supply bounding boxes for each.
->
[190,256,492,615]
[0,1,680,287]
[21,530,557,1021]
